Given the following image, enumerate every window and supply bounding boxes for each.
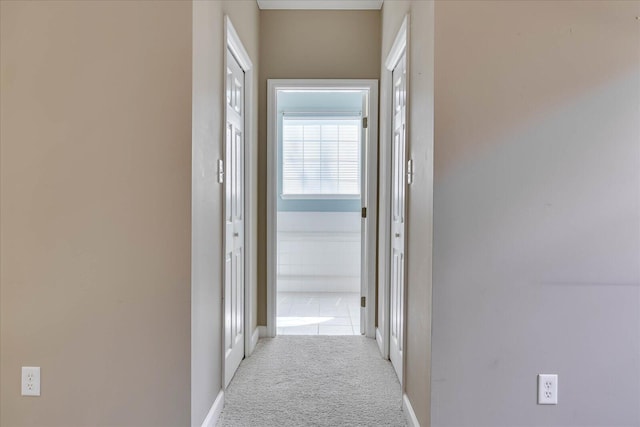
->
[282,116,361,198]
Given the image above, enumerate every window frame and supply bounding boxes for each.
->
[280,113,363,200]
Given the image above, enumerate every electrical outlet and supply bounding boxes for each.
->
[21,367,40,396]
[538,374,558,405]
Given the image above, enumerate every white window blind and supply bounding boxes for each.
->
[282,117,361,198]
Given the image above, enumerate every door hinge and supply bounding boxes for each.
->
[362,117,368,129]
[217,159,224,184]
[361,207,367,218]
[361,296,366,308]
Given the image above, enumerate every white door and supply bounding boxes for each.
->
[389,54,406,382]
[224,50,245,387]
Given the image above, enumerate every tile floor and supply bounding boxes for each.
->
[277,292,361,335]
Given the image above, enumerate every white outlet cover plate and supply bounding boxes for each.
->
[21,366,40,396]
[538,374,558,405]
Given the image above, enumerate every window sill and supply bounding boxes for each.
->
[281,194,360,200]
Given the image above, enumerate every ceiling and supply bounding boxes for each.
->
[257,0,383,10]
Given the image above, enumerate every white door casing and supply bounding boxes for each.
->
[266,80,378,338]
[224,49,245,388]
[360,91,369,335]
[377,13,409,378]
[389,53,407,383]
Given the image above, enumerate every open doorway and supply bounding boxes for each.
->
[277,91,362,335]
[266,80,378,338]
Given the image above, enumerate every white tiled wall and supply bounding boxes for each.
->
[277,211,361,292]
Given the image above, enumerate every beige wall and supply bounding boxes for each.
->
[432,1,640,426]
[257,10,382,324]
[0,1,192,426]
[191,0,259,425]
[380,2,435,426]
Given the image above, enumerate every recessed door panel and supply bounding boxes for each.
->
[225,50,245,387]
[389,54,406,383]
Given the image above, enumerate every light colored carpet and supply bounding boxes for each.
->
[217,336,406,427]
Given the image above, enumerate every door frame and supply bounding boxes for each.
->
[377,14,410,387]
[222,15,255,389]
[266,79,379,338]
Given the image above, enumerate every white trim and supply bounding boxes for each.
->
[400,13,411,394]
[385,15,408,71]
[266,80,277,338]
[267,79,379,339]
[225,17,252,71]
[364,85,378,339]
[257,0,383,10]
[402,394,420,427]
[375,327,385,356]
[241,43,254,366]
[201,390,224,427]
[249,327,260,355]
[223,15,255,385]
[258,325,269,338]
[281,194,361,200]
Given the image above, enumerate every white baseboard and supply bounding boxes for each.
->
[249,327,260,355]
[375,328,385,357]
[258,325,269,338]
[201,390,224,427]
[402,393,420,427]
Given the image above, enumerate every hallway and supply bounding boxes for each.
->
[2,1,639,426]
[218,336,405,426]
